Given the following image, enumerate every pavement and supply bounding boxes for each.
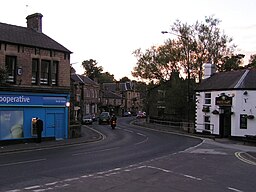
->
[0,126,103,154]
[1,120,256,161]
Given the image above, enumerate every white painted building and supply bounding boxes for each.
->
[195,64,256,138]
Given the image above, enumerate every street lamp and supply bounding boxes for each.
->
[161,31,191,128]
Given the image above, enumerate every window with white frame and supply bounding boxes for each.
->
[204,93,211,105]
[204,115,211,130]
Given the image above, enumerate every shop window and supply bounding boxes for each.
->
[204,93,211,105]
[5,56,16,83]
[32,59,39,84]
[240,114,247,129]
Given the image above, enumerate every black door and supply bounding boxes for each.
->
[219,107,231,138]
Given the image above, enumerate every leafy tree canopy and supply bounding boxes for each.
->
[119,76,131,82]
[246,54,256,68]
[81,59,116,83]
[82,59,103,80]
[132,16,236,83]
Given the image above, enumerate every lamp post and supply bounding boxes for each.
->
[161,31,191,127]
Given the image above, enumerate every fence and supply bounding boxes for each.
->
[148,119,195,133]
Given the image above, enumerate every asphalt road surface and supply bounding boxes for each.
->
[0,117,255,192]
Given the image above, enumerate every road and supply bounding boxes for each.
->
[0,117,256,192]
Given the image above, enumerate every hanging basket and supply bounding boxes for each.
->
[212,110,219,115]
[247,115,254,119]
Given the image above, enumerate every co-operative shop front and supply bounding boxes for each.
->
[0,92,70,141]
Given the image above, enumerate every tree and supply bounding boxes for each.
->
[247,54,256,68]
[132,39,182,82]
[97,72,115,83]
[82,59,103,80]
[171,16,235,82]
[132,16,236,83]
[220,54,245,71]
[119,76,131,82]
[81,59,116,83]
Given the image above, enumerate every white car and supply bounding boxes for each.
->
[82,114,93,125]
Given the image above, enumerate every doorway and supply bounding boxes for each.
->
[219,106,231,138]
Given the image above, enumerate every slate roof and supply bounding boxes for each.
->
[101,90,122,99]
[78,75,99,86]
[0,22,71,53]
[196,68,256,91]
[102,82,134,92]
[71,74,84,84]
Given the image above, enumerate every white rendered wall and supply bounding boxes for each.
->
[196,90,256,137]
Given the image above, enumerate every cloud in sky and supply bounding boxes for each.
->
[1,0,256,80]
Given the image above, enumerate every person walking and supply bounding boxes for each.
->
[35,117,43,143]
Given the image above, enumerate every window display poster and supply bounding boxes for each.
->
[0,111,24,139]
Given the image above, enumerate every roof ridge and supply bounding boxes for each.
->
[234,69,250,88]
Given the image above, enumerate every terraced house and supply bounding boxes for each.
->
[0,13,72,141]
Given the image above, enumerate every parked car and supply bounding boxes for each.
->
[136,111,146,118]
[123,111,132,117]
[82,114,93,125]
[99,112,110,124]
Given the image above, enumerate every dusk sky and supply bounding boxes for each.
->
[1,0,256,80]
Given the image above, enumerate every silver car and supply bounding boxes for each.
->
[82,114,93,125]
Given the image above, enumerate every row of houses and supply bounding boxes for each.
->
[70,71,143,122]
[0,13,143,142]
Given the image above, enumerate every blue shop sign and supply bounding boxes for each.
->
[0,95,67,106]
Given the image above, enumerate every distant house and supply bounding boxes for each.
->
[195,63,256,138]
[0,13,72,141]
[71,72,84,122]
[71,73,100,120]
[79,75,100,116]
[147,72,191,122]
[101,81,143,115]
[100,89,123,115]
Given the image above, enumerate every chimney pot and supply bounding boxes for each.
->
[203,63,216,79]
[26,13,43,33]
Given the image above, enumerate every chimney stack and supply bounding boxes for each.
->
[203,63,216,79]
[26,13,43,33]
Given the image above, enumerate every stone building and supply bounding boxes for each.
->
[0,13,72,141]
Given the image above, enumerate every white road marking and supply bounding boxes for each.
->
[183,174,202,181]
[24,185,41,190]
[134,137,149,145]
[137,132,146,137]
[0,158,46,167]
[72,146,120,156]
[235,152,256,166]
[147,165,172,173]
[122,129,134,133]
[64,177,80,182]
[228,187,244,192]
[45,182,59,186]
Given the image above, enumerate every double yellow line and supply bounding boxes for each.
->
[235,152,256,166]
